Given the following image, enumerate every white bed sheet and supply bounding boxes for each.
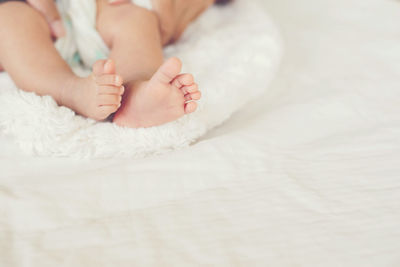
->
[1,0,400,266]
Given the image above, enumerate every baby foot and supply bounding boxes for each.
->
[113,57,201,128]
[62,59,124,120]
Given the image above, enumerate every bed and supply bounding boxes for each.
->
[1,0,400,266]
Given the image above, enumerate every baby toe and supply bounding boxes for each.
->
[189,91,202,101]
[182,83,198,94]
[99,85,125,95]
[172,73,194,88]
[92,59,116,76]
[95,74,123,87]
[184,91,201,101]
[178,73,194,86]
[103,59,116,74]
[92,59,108,76]
[184,101,197,114]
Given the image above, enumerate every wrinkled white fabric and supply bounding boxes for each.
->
[1,0,400,266]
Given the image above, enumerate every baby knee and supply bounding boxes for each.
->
[96,3,158,43]
[0,1,30,18]
[0,1,49,31]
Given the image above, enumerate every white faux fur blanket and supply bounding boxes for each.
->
[0,0,282,158]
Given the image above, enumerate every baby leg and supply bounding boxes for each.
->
[96,1,202,128]
[0,2,124,120]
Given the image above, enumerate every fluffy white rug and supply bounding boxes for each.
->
[0,0,282,158]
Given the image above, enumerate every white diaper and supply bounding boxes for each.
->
[55,0,152,70]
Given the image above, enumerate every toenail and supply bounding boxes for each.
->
[187,74,194,83]
[191,84,199,91]
[104,59,113,70]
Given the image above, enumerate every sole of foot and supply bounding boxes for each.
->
[113,57,201,128]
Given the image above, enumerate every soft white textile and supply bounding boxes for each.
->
[1,0,400,266]
[0,0,281,158]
